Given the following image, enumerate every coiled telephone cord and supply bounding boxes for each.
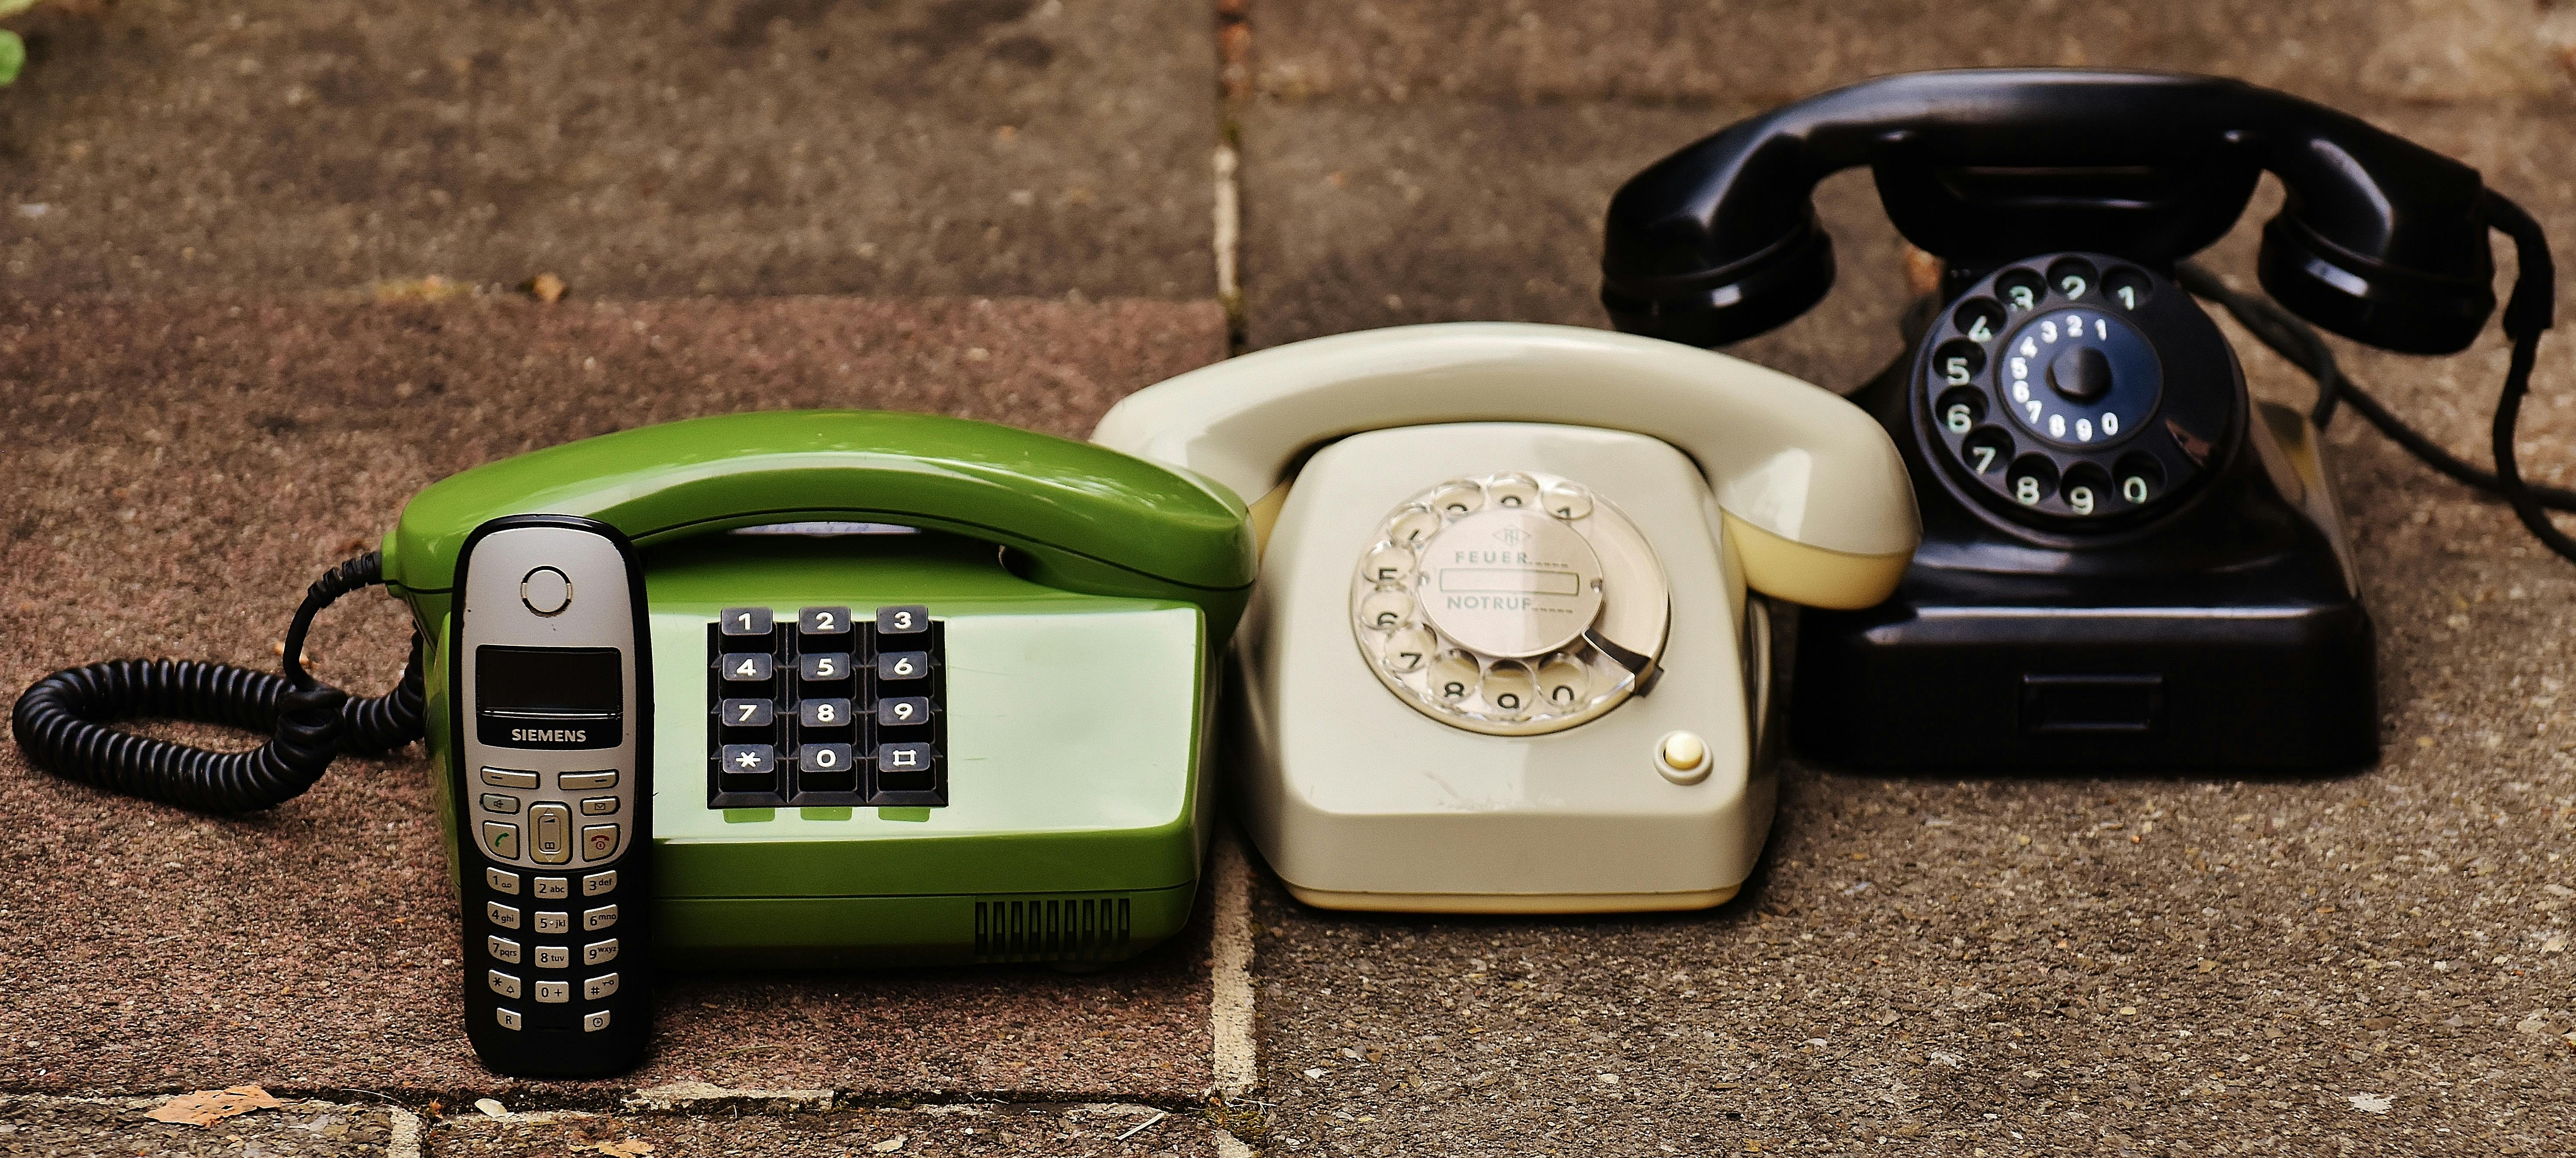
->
[2176,190,2570,563]
[10,552,426,812]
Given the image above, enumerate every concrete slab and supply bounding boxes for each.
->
[1233,98,1919,378]
[0,1093,404,1158]
[429,1102,1224,1157]
[1248,0,2576,106]
[0,295,1226,1097]
[0,0,1220,299]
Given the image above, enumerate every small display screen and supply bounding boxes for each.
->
[477,646,623,715]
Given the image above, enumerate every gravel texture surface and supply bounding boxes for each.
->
[427,1101,1220,1157]
[0,0,1220,299]
[0,1094,399,1157]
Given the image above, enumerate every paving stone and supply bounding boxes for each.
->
[1235,95,1980,381]
[0,295,1226,1097]
[0,0,1220,298]
[428,1102,1222,1157]
[0,1095,401,1158]
[1249,0,2576,105]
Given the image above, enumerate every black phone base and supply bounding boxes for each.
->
[1793,573,2375,772]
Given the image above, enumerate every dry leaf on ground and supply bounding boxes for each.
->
[146,1086,285,1128]
[872,1136,908,1153]
[596,1141,657,1157]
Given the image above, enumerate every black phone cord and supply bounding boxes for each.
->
[2176,263,2576,516]
[2176,210,2571,569]
[10,552,426,812]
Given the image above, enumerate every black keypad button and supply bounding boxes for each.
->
[877,696,932,728]
[876,742,936,790]
[719,698,774,729]
[799,743,855,790]
[798,606,854,637]
[799,699,853,729]
[877,605,931,635]
[799,653,852,683]
[720,744,776,777]
[878,651,930,683]
[721,652,774,682]
[719,607,774,636]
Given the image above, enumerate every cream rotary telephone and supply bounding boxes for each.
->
[1095,323,1919,913]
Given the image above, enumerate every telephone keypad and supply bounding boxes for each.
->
[479,792,522,815]
[482,822,521,860]
[705,605,948,808]
[579,796,619,816]
[559,770,618,791]
[469,835,639,1033]
[581,825,619,861]
[528,804,572,864]
[495,1008,523,1031]
[583,1010,613,1033]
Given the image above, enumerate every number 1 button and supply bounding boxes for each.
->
[719,607,773,636]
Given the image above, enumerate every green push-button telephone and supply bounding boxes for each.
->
[13,410,1257,1079]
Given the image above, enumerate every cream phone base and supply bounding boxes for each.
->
[1238,422,1780,912]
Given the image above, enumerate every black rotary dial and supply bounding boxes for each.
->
[1914,254,2237,524]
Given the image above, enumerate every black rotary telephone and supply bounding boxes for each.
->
[1600,69,2562,772]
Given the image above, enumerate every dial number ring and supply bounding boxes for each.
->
[1350,471,1669,736]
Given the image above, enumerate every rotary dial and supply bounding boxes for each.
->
[1919,254,2235,523]
[1350,471,1669,736]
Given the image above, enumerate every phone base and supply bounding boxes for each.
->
[1793,592,2376,772]
[1283,883,1740,914]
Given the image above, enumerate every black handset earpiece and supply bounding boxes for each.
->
[1603,69,2501,353]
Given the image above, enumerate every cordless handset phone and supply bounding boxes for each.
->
[1602,68,2562,772]
[451,514,652,1078]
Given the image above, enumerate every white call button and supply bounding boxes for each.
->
[1418,509,1603,658]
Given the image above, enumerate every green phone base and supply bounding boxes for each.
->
[387,411,1252,976]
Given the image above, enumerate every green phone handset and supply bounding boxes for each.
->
[13,410,1255,1079]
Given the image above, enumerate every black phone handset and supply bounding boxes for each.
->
[1601,69,2560,771]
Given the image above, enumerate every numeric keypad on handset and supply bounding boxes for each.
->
[706,604,947,808]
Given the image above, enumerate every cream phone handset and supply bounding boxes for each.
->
[1096,323,1917,913]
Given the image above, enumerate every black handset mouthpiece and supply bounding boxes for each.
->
[1602,69,2501,353]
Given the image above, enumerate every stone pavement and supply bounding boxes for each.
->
[3,0,2573,1153]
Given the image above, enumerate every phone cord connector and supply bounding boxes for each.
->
[10,552,426,812]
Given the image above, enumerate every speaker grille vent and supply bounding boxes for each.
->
[973,896,1133,963]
